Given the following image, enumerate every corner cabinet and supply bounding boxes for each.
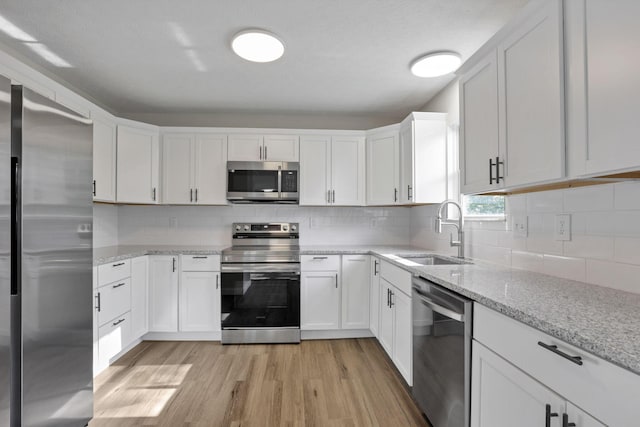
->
[472,304,639,427]
[227,134,299,162]
[366,129,400,205]
[399,112,448,204]
[460,0,565,194]
[92,114,117,202]
[162,133,227,205]
[116,123,160,203]
[299,135,365,206]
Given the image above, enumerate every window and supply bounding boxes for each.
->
[463,195,505,220]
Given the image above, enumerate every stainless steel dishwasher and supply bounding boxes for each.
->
[412,276,472,427]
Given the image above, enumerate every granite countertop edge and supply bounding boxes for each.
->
[93,244,640,375]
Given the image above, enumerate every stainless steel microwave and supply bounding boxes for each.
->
[227,161,299,203]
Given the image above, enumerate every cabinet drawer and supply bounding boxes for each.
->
[474,304,640,426]
[98,259,131,286]
[97,278,131,327]
[301,255,340,271]
[181,254,220,271]
[380,260,411,295]
[98,311,132,365]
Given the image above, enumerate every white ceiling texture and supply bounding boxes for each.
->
[0,0,528,128]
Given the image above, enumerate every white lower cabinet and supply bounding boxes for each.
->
[369,257,381,337]
[179,272,220,331]
[149,256,179,332]
[97,312,132,371]
[130,256,149,339]
[472,304,637,427]
[379,277,412,386]
[341,255,370,329]
[301,271,340,330]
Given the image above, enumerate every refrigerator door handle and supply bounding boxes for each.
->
[10,156,19,295]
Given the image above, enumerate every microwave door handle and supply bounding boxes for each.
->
[278,165,282,200]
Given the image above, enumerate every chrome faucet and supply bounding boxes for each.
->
[435,200,465,258]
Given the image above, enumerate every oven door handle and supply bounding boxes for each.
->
[221,263,301,273]
[415,293,465,322]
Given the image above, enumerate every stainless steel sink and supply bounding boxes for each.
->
[399,255,468,265]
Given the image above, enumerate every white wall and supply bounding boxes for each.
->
[117,204,411,247]
[93,204,118,248]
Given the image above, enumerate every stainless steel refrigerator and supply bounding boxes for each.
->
[1,75,94,426]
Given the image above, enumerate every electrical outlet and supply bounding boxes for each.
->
[555,214,571,241]
[513,215,528,238]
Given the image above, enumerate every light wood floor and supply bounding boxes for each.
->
[90,339,430,427]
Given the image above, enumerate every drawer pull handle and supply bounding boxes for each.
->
[112,262,125,267]
[112,282,126,289]
[537,341,583,366]
[95,293,101,312]
[192,256,208,259]
[545,404,558,427]
[312,256,328,260]
[112,318,125,327]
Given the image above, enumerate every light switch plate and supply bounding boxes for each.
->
[555,214,571,241]
[513,215,528,238]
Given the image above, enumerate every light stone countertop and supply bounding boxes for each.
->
[93,244,640,375]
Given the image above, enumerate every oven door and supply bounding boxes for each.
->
[221,263,300,331]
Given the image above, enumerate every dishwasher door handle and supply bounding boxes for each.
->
[416,293,465,322]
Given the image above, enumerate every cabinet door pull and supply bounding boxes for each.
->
[335,273,338,288]
[172,257,176,272]
[407,185,412,201]
[390,291,395,308]
[112,282,126,289]
[216,274,219,289]
[95,293,101,312]
[112,262,125,267]
[394,188,398,202]
[537,341,583,366]
[152,187,157,201]
[190,188,193,202]
[489,158,495,184]
[195,188,198,203]
[562,414,576,427]
[259,146,263,160]
[112,318,125,327]
[327,190,331,204]
[92,180,96,196]
[332,190,335,204]
[374,260,379,275]
[387,289,390,307]
[495,156,504,184]
[545,404,558,427]
[264,145,268,160]
[312,256,328,260]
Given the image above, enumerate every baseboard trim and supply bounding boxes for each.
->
[143,331,222,341]
[301,329,373,340]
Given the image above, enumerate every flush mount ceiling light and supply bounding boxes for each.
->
[410,51,461,78]
[231,29,284,63]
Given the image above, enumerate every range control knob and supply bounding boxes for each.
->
[291,224,297,231]
[282,225,289,231]
[235,225,241,231]
[244,225,250,231]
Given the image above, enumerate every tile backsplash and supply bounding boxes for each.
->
[114,204,411,247]
[410,181,640,294]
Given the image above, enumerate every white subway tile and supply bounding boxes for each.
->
[563,184,614,212]
[563,235,614,260]
[614,211,640,238]
[614,181,640,210]
[586,259,640,294]
[511,251,544,273]
[614,237,640,265]
[527,190,563,213]
[542,254,586,282]
[507,194,527,214]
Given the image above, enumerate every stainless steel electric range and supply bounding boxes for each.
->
[220,222,300,344]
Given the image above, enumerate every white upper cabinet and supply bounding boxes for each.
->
[367,129,400,205]
[300,135,365,206]
[92,115,117,202]
[460,0,564,194]
[116,123,160,204]
[162,133,227,205]
[460,53,500,194]
[566,0,640,176]
[497,0,564,187]
[228,134,299,162]
[399,113,448,204]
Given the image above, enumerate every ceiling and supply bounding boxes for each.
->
[0,0,528,127]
